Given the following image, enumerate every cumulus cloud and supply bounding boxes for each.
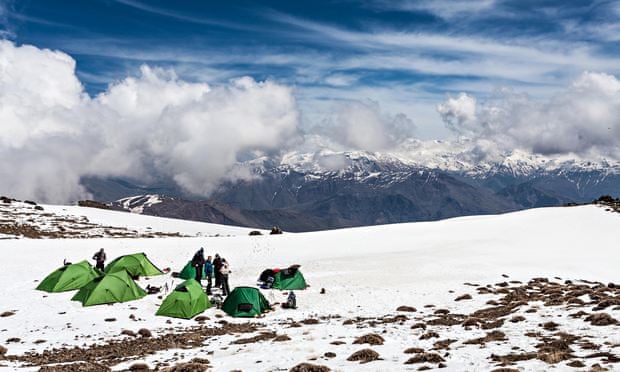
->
[438,72,620,160]
[436,93,477,136]
[317,100,416,152]
[4,39,620,204]
[0,40,299,202]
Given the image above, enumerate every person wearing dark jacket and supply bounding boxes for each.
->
[204,255,214,295]
[92,248,106,271]
[213,254,222,288]
[191,248,205,282]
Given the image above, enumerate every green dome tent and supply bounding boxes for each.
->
[104,252,163,277]
[221,287,270,318]
[273,267,308,290]
[36,261,102,293]
[156,279,211,319]
[178,261,206,280]
[72,270,146,306]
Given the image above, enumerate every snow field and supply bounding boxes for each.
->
[0,204,618,370]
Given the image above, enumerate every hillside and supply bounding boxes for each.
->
[0,204,618,371]
[0,198,259,239]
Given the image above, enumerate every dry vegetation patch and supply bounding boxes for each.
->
[353,333,384,346]
[404,352,445,364]
[347,349,381,364]
[289,363,331,372]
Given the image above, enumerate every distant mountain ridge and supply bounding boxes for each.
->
[85,150,620,232]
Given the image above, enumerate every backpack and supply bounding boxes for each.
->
[286,292,296,309]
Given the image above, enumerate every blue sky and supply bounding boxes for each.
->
[2,0,620,138]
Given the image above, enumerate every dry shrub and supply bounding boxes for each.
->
[347,348,381,363]
[404,352,445,364]
[162,363,208,372]
[419,331,439,340]
[404,347,424,354]
[353,333,384,346]
[289,363,330,372]
[585,313,618,326]
[38,362,110,372]
[137,328,152,338]
[128,363,150,371]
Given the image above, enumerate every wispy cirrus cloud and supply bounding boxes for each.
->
[113,0,257,31]
[266,10,620,82]
[0,0,14,38]
[364,0,499,20]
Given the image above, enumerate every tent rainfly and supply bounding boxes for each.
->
[221,287,270,318]
[178,261,206,280]
[36,260,102,293]
[72,270,146,306]
[273,267,308,290]
[156,279,211,319]
[104,252,163,277]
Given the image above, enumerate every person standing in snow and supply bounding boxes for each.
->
[191,248,205,282]
[204,255,214,295]
[213,254,222,288]
[219,258,231,296]
[92,248,106,271]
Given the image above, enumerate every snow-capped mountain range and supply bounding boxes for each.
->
[84,150,620,232]
[261,148,620,179]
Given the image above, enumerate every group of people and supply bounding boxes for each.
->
[91,247,298,310]
[191,248,231,296]
[90,247,232,297]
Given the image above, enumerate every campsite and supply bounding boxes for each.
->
[36,250,277,319]
[3,2,620,370]
[0,200,619,371]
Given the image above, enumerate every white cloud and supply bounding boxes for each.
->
[438,71,620,159]
[266,11,620,87]
[378,0,498,20]
[436,93,477,136]
[0,1,14,38]
[0,41,90,201]
[0,40,300,202]
[316,100,416,152]
[324,73,358,87]
[3,40,620,204]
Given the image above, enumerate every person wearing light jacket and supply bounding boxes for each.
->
[219,258,231,296]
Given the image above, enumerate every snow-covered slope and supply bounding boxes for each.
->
[40,203,259,237]
[0,199,261,239]
[0,205,618,371]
